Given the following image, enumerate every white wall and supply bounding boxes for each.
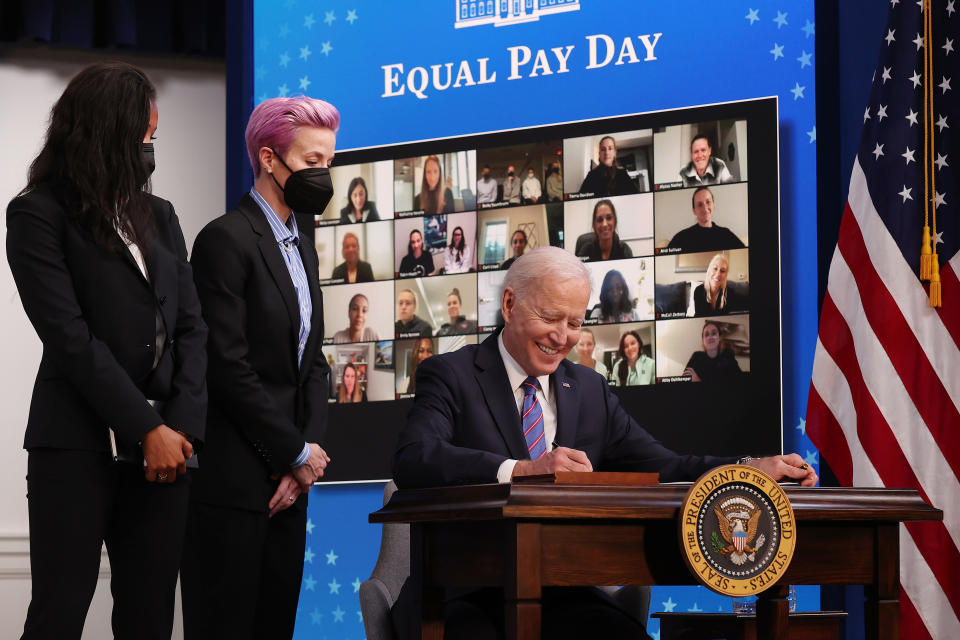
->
[0,47,225,640]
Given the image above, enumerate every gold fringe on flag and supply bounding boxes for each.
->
[922,0,941,306]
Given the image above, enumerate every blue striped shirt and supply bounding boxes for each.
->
[249,188,313,469]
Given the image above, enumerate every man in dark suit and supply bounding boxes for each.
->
[181,96,338,640]
[393,246,817,638]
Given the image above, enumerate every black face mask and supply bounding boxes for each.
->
[507,171,515,177]
[271,151,334,213]
[141,142,155,176]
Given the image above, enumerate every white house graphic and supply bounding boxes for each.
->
[455,0,580,29]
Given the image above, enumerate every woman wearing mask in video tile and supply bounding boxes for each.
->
[337,362,366,403]
[339,176,380,223]
[398,229,435,277]
[611,330,655,386]
[415,154,454,214]
[404,338,435,394]
[331,232,374,283]
[679,134,733,187]
[576,199,634,261]
[574,328,608,378]
[436,288,478,337]
[578,136,639,197]
[590,269,638,323]
[684,320,742,383]
[693,254,744,316]
[332,293,380,343]
[443,225,473,273]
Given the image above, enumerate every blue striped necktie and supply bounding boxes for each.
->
[521,376,546,460]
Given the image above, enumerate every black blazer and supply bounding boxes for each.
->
[393,332,735,489]
[331,259,374,283]
[190,194,329,511]
[6,186,207,452]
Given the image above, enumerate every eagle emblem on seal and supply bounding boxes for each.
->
[714,497,767,566]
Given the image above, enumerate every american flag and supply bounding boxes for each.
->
[806,1,959,638]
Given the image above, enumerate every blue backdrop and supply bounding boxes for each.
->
[251,2,821,637]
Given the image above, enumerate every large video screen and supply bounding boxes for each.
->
[315,98,782,481]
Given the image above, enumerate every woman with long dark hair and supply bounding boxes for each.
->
[611,330,655,386]
[6,62,207,638]
[590,269,638,323]
[443,225,473,273]
[576,199,634,261]
[339,176,380,223]
[578,136,639,196]
[415,154,454,214]
[404,338,435,394]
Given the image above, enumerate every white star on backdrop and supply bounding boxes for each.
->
[304,13,315,29]
[936,231,944,245]
[909,70,922,88]
[873,143,885,159]
[773,11,788,28]
[876,104,888,121]
[802,19,815,37]
[326,549,338,565]
[945,38,955,56]
[304,547,315,563]
[936,114,949,132]
[688,602,703,612]
[885,29,896,45]
[939,76,952,94]
[745,8,759,25]
[795,417,806,435]
[299,45,311,60]
[797,50,812,68]
[277,83,289,97]
[791,82,805,100]
[324,10,336,25]
[864,106,871,122]
[332,606,345,622]
[770,43,784,60]
[662,597,677,612]
[949,0,957,15]
[299,75,310,90]
[328,578,341,594]
[807,127,816,143]
[346,9,358,24]
[304,574,317,591]
[913,33,924,50]
[804,450,819,466]
[905,108,918,126]
[899,185,913,202]
[881,66,892,83]
[352,577,362,593]
[902,147,916,165]
[934,192,947,208]
[321,41,333,56]
[934,153,949,170]
[306,518,315,534]
[279,52,290,67]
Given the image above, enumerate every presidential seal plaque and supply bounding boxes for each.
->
[678,464,796,598]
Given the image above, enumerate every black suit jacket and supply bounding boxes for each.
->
[393,332,735,489]
[6,186,207,451]
[331,259,374,283]
[190,194,329,511]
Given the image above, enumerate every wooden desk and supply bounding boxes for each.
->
[652,611,847,640]
[370,484,941,640]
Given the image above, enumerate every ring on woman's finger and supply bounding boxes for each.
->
[288,496,295,502]
[157,472,168,481]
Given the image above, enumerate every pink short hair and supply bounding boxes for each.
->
[245,96,340,177]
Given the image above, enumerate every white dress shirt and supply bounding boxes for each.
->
[496,333,557,482]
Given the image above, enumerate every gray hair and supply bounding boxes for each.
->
[503,246,590,300]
